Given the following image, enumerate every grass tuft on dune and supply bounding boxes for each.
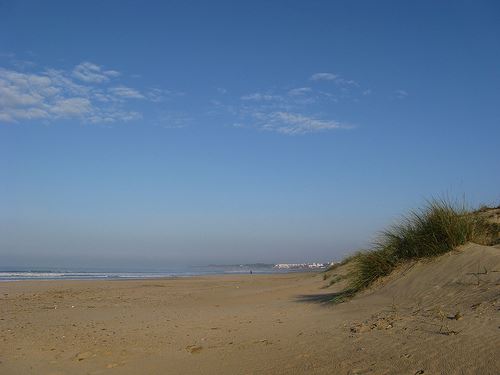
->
[347,199,494,294]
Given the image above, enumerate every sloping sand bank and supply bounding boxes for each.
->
[1,243,499,374]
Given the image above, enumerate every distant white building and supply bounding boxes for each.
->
[273,262,332,270]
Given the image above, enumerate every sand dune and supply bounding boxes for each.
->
[1,243,499,374]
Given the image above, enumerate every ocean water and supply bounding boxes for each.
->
[0,264,283,281]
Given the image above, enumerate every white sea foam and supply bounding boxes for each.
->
[0,265,280,281]
[0,271,182,281]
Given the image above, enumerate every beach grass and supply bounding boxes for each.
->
[347,199,491,293]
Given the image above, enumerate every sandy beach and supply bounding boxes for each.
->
[3,2,500,373]
[1,243,499,375]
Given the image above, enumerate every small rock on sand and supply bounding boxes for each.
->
[255,339,271,345]
[448,312,463,320]
[75,351,93,361]
[185,345,203,354]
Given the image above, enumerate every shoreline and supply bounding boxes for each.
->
[0,269,320,283]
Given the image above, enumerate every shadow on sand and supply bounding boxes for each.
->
[294,289,355,304]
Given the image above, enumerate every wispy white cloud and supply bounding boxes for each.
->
[44,68,91,96]
[0,62,167,124]
[1,58,371,134]
[310,72,338,81]
[395,89,408,99]
[208,71,367,135]
[256,111,350,135]
[146,88,183,103]
[336,78,359,86]
[72,62,119,83]
[11,59,37,70]
[207,73,365,135]
[50,97,93,117]
[288,87,312,96]
[241,93,283,101]
[108,86,145,99]
[0,52,16,59]
[156,111,192,128]
[310,72,359,87]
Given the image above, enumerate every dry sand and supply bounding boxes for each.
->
[1,243,499,374]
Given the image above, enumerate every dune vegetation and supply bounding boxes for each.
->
[331,199,500,298]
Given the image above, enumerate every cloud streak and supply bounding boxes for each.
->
[217,72,366,135]
[310,72,359,87]
[108,86,145,99]
[72,62,120,83]
[0,62,170,123]
[310,72,338,81]
[260,111,350,135]
[395,89,408,99]
[241,93,283,101]
[1,60,392,136]
[287,87,312,96]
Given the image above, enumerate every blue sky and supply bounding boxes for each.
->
[1,1,499,268]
